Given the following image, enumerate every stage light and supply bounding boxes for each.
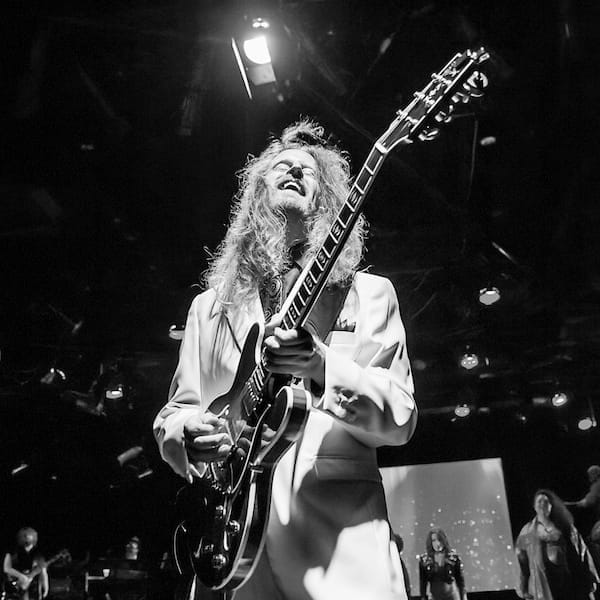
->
[515,412,528,424]
[105,384,124,400]
[454,403,471,418]
[578,416,596,431]
[232,16,277,99]
[243,35,271,65]
[11,462,29,476]
[459,352,480,370]
[575,397,597,432]
[532,395,549,406]
[551,391,569,407]
[478,286,501,306]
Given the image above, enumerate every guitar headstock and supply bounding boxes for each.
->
[379,47,490,152]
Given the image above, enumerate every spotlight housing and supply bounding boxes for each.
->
[232,16,277,99]
[454,403,471,418]
[551,391,569,407]
[459,352,480,370]
[578,417,596,431]
[478,286,501,306]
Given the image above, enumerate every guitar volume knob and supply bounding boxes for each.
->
[227,520,241,534]
[200,543,214,556]
[214,505,226,520]
[211,554,228,570]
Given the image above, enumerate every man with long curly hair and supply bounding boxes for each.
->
[154,119,417,600]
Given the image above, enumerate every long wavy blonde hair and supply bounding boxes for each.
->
[204,119,367,309]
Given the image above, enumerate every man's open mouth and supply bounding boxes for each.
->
[279,179,305,195]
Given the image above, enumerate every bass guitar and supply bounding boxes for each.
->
[173,47,490,592]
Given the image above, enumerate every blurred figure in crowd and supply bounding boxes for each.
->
[3,527,49,600]
[418,527,466,600]
[567,465,600,568]
[516,488,599,600]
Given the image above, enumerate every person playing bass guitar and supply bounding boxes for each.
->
[3,527,49,600]
[154,119,417,600]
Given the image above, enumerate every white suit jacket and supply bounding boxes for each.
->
[154,272,417,600]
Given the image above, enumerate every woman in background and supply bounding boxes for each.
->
[419,527,466,600]
[516,488,599,600]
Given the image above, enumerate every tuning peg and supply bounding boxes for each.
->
[464,71,489,97]
[434,104,455,123]
[418,127,440,141]
[451,91,471,104]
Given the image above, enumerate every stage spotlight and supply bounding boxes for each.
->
[11,462,29,476]
[515,412,528,424]
[105,384,124,400]
[578,416,596,431]
[532,395,549,407]
[243,21,272,65]
[478,286,501,306]
[232,16,277,99]
[454,403,471,418]
[551,391,569,407]
[459,351,480,370]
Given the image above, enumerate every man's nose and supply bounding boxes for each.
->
[288,165,303,179]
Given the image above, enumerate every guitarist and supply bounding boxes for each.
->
[3,527,49,600]
[154,119,417,600]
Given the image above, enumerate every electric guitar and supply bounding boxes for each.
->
[173,47,490,592]
[5,549,70,597]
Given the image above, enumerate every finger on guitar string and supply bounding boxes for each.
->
[187,442,233,464]
[186,432,231,449]
[183,411,227,441]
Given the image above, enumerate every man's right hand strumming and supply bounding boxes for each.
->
[183,412,233,464]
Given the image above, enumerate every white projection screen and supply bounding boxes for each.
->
[381,458,519,595]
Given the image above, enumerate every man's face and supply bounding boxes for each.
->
[263,148,319,215]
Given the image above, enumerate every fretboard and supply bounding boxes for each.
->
[245,141,402,407]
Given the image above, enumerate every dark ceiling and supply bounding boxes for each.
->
[1,0,600,555]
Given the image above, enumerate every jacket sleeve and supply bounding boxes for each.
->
[315,276,417,447]
[153,293,211,480]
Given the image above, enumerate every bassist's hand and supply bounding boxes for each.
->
[183,412,233,465]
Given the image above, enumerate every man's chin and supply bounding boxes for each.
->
[274,198,311,215]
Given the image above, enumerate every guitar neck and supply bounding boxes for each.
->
[248,47,489,397]
[280,139,405,334]
[248,145,392,399]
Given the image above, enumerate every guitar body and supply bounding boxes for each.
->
[174,323,310,591]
